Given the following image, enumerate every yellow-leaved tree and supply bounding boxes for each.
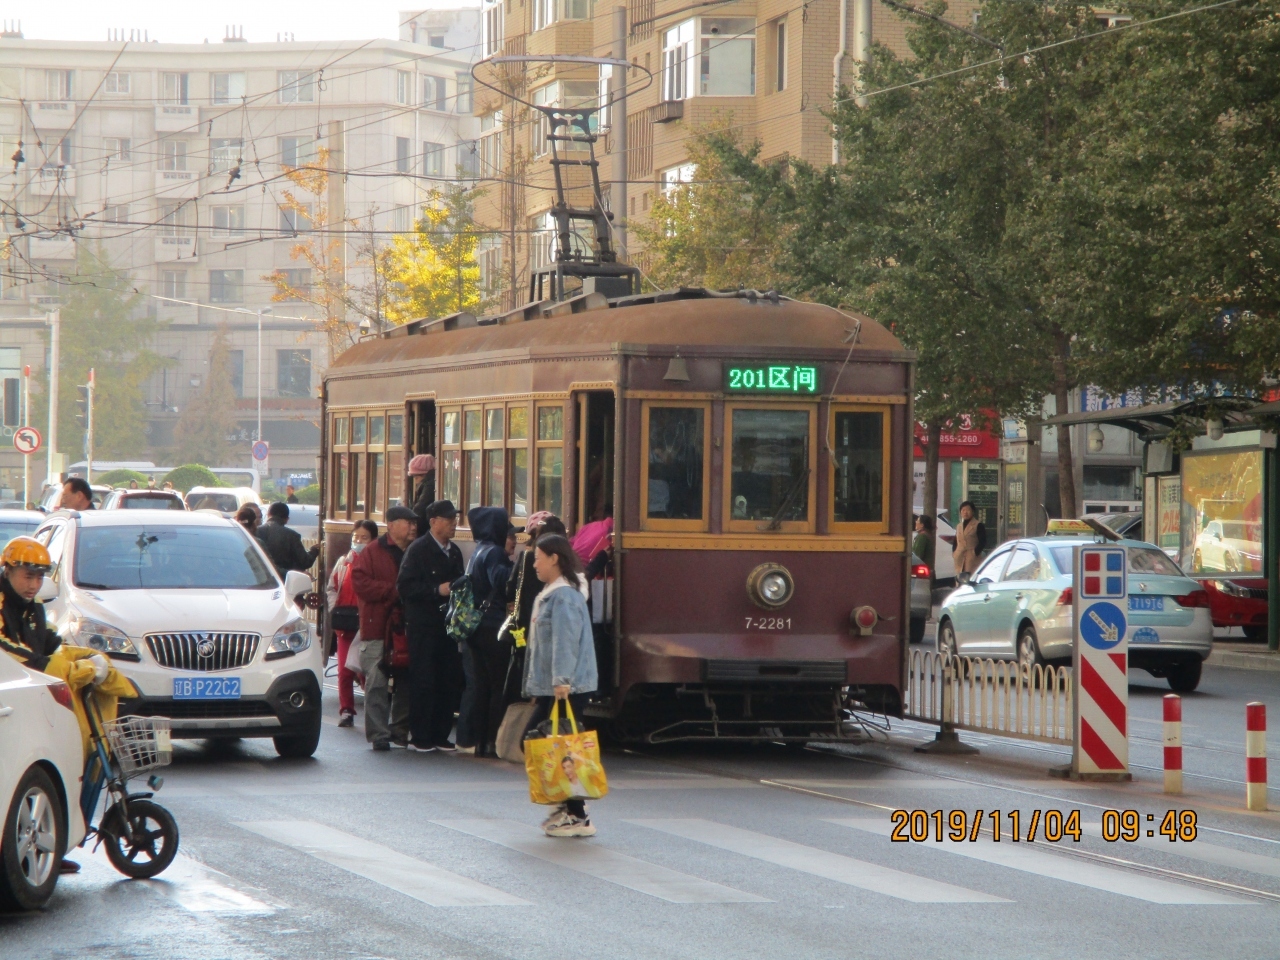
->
[385,185,485,324]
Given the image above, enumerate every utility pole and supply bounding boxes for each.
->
[75,370,93,483]
[46,309,59,486]
[22,364,29,508]
[257,307,263,442]
[86,368,94,483]
[612,5,629,258]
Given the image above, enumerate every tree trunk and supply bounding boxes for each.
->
[1051,331,1077,519]
[922,418,943,570]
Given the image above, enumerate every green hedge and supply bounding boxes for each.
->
[292,483,320,504]
[161,464,222,493]
[95,469,151,488]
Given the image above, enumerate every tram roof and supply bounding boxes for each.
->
[328,290,907,375]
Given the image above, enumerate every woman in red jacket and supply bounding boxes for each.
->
[327,520,378,726]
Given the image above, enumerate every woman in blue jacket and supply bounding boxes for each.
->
[524,533,598,837]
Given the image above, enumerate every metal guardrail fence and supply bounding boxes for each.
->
[905,649,1074,745]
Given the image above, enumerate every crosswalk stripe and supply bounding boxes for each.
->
[235,820,531,907]
[830,819,1253,905]
[434,819,770,903]
[627,819,1008,904]
[1082,824,1280,880]
[78,845,279,914]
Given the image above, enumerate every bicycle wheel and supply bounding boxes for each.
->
[101,799,180,879]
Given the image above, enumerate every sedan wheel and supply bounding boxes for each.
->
[1018,625,1044,674]
[0,767,64,911]
[937,620,956,658]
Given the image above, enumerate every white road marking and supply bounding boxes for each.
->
[1082,824,1280,880]
[830,819,1252,905]
[235,820,530,907]
[79,846,278,914]
[435,819,769,903]
[627,819,1008,904]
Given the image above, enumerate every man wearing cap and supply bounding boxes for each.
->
[352,505,418,750]
[408,454,436,531]
[397,500,465,751]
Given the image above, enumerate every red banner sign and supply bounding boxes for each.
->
[913,417,1001,461]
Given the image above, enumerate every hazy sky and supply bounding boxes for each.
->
[0,1,475,44]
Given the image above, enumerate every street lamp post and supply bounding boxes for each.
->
[238,306,272,443]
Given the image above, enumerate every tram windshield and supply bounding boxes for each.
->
[647,407,705,520]
[730,408,810,522]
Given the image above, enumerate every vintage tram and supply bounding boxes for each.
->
[320,287,915,742]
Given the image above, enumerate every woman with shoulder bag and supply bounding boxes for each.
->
[457,507,514,757]
[327,520,377,727]
[523,534,599,837]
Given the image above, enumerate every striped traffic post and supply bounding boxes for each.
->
[1246,702,1267,812]
[1071,544,1131,780]
[1164,694,1182,795]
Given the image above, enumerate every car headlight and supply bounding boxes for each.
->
[746,563,795,610]
[1216,580,1250,598]
[266,616,312,660]
[68,615,139,660]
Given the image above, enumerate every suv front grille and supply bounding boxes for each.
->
[144,633,261,671]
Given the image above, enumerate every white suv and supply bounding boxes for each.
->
[33,510,323,758]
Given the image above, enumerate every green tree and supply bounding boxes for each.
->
[95,468,149,487]
[172,326,241,466]
[385,184,485,323]
[55,246,169,461]
[162,464,221,493]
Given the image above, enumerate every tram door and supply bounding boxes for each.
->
[406,400,436,506]
[575,390,616,693]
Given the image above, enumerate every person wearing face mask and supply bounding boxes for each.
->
[327,520,378,727]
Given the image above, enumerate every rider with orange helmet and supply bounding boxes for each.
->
[0,536,67,672]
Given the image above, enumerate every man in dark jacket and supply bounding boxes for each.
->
[456,506,514,757]
[351,505,417,750]
[257,502,320,576]
[397,499,464,751]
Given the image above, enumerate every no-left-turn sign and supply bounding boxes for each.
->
[13,426,41,455]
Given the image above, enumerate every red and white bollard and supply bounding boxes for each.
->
[1246,702,1267,812]
[1163,694,1182,795]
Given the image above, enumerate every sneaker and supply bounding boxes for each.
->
[454,745,476,755]
[407,741,436,753]
[544,814,596,838]
[390,738,409,748]
[540,804,568,829]
[337,713,355,728]
[371,741,391,752]
[434,742,457,753]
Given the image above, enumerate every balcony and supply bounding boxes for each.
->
[29,236,77,260]
[155,104,198,132]
[154,169,199,198]
[30,167,75,197]
[32,101,76,130]
[648,100,685,124]
[155,236,197,262]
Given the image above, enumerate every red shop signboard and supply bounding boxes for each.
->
[913,416,1001,461]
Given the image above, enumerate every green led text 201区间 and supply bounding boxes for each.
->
[725,364,818,394]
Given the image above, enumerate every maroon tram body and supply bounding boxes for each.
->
[321,289,915,742]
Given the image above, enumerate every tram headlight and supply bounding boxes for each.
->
[747,563,795,610]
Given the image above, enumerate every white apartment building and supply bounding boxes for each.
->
[0,19,480,487]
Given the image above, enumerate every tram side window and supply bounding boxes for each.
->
[831,408,888,530]
[509,406,530,520]
[642,404,707,530]
[536,404,563,516]
[334,453,349,513]
[352,454,365,514]
[728,407,813,530]
[441,450,461,505]
[387,414,405,509]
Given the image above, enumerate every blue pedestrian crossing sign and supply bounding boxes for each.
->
[1081,601,1126,650]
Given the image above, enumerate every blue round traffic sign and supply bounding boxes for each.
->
[252,440,269,461]
[1081,601,1126,650]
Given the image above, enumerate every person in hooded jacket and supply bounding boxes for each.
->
[457,506,514,757]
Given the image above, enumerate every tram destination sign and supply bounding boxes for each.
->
[724,362,819,394]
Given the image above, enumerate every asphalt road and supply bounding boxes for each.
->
[7,661,1280,960]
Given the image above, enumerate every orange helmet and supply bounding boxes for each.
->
[2,537,52,574]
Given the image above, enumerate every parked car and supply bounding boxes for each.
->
[0,653,86,910]
[280,502,320,537]
[1086,511,1144,539]
[1192,519,1262,575]
[0,509,46,547]
[32,510,323,757]
[910,553,932,643]
[184,486,262,517]
[924,510,958,586]
[937,533,1212,691]
[1202,577,1269,639]
[101,489,188,511]
[38,483,110,512]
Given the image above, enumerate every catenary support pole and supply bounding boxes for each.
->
[1163,694,1182,795]
[46,309,58,485]
[1247,702,1267,812]
[612,5,628,262]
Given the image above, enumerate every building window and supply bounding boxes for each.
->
[774,20,787,91]
[212,72,245,104]
[701,19,756,95]
[661,162,696,193]
[725,405,815,532]
[457,141,479,178]
[456,74,474,113]
[531,82,595,156]
[228,350,244,398]
[830,407,888,530]
[160,72,189,105]
[423,141,445,176]
[662,20,696,100]
[45,69,73,101]
[279,204,313,234]
[393,205,413,233]
[277,349,312,398]
[208,138,242,173]
[275,268,312,300]
[208,269,244,303]
[641,402,709,530]
[479,113,502,173]
[104,72,129,95]
[423,76,448,111]
[429,32,447,47]
[104,137,130,161]
[278,71,316,103]
[484,0,504,56]
[104,204,130,224]
[157,201,193,237]
[210,205,245,237]
[397,70,412,105]
[480,243,502,298]
[161,270,186,299]
[160,141,187,171]
[279,137,314,168]
[396,137,411,173]
[57,139,72,167]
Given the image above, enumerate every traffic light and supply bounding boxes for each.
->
[75,384,90,428]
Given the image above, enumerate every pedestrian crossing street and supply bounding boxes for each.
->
[71,814,1275,915]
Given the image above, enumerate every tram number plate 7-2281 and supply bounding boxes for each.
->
[745,617,792,630]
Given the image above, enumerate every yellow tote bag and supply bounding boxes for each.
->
[524,700,608,805]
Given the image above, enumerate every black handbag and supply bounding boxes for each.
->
[330,605,360,633]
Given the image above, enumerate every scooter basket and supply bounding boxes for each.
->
[103,716,173,776]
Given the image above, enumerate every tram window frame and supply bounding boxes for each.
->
[440,407,462,508]
[387,412,406,509]
[368,411,387,519]
[535,403,565,517]
[723,402,817,534]
[483,405,505,508]
[462,405,483,521]
[330,415,349,517]
[639,400,711,532]
[828,404,891,534]
[508,403,531,521]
